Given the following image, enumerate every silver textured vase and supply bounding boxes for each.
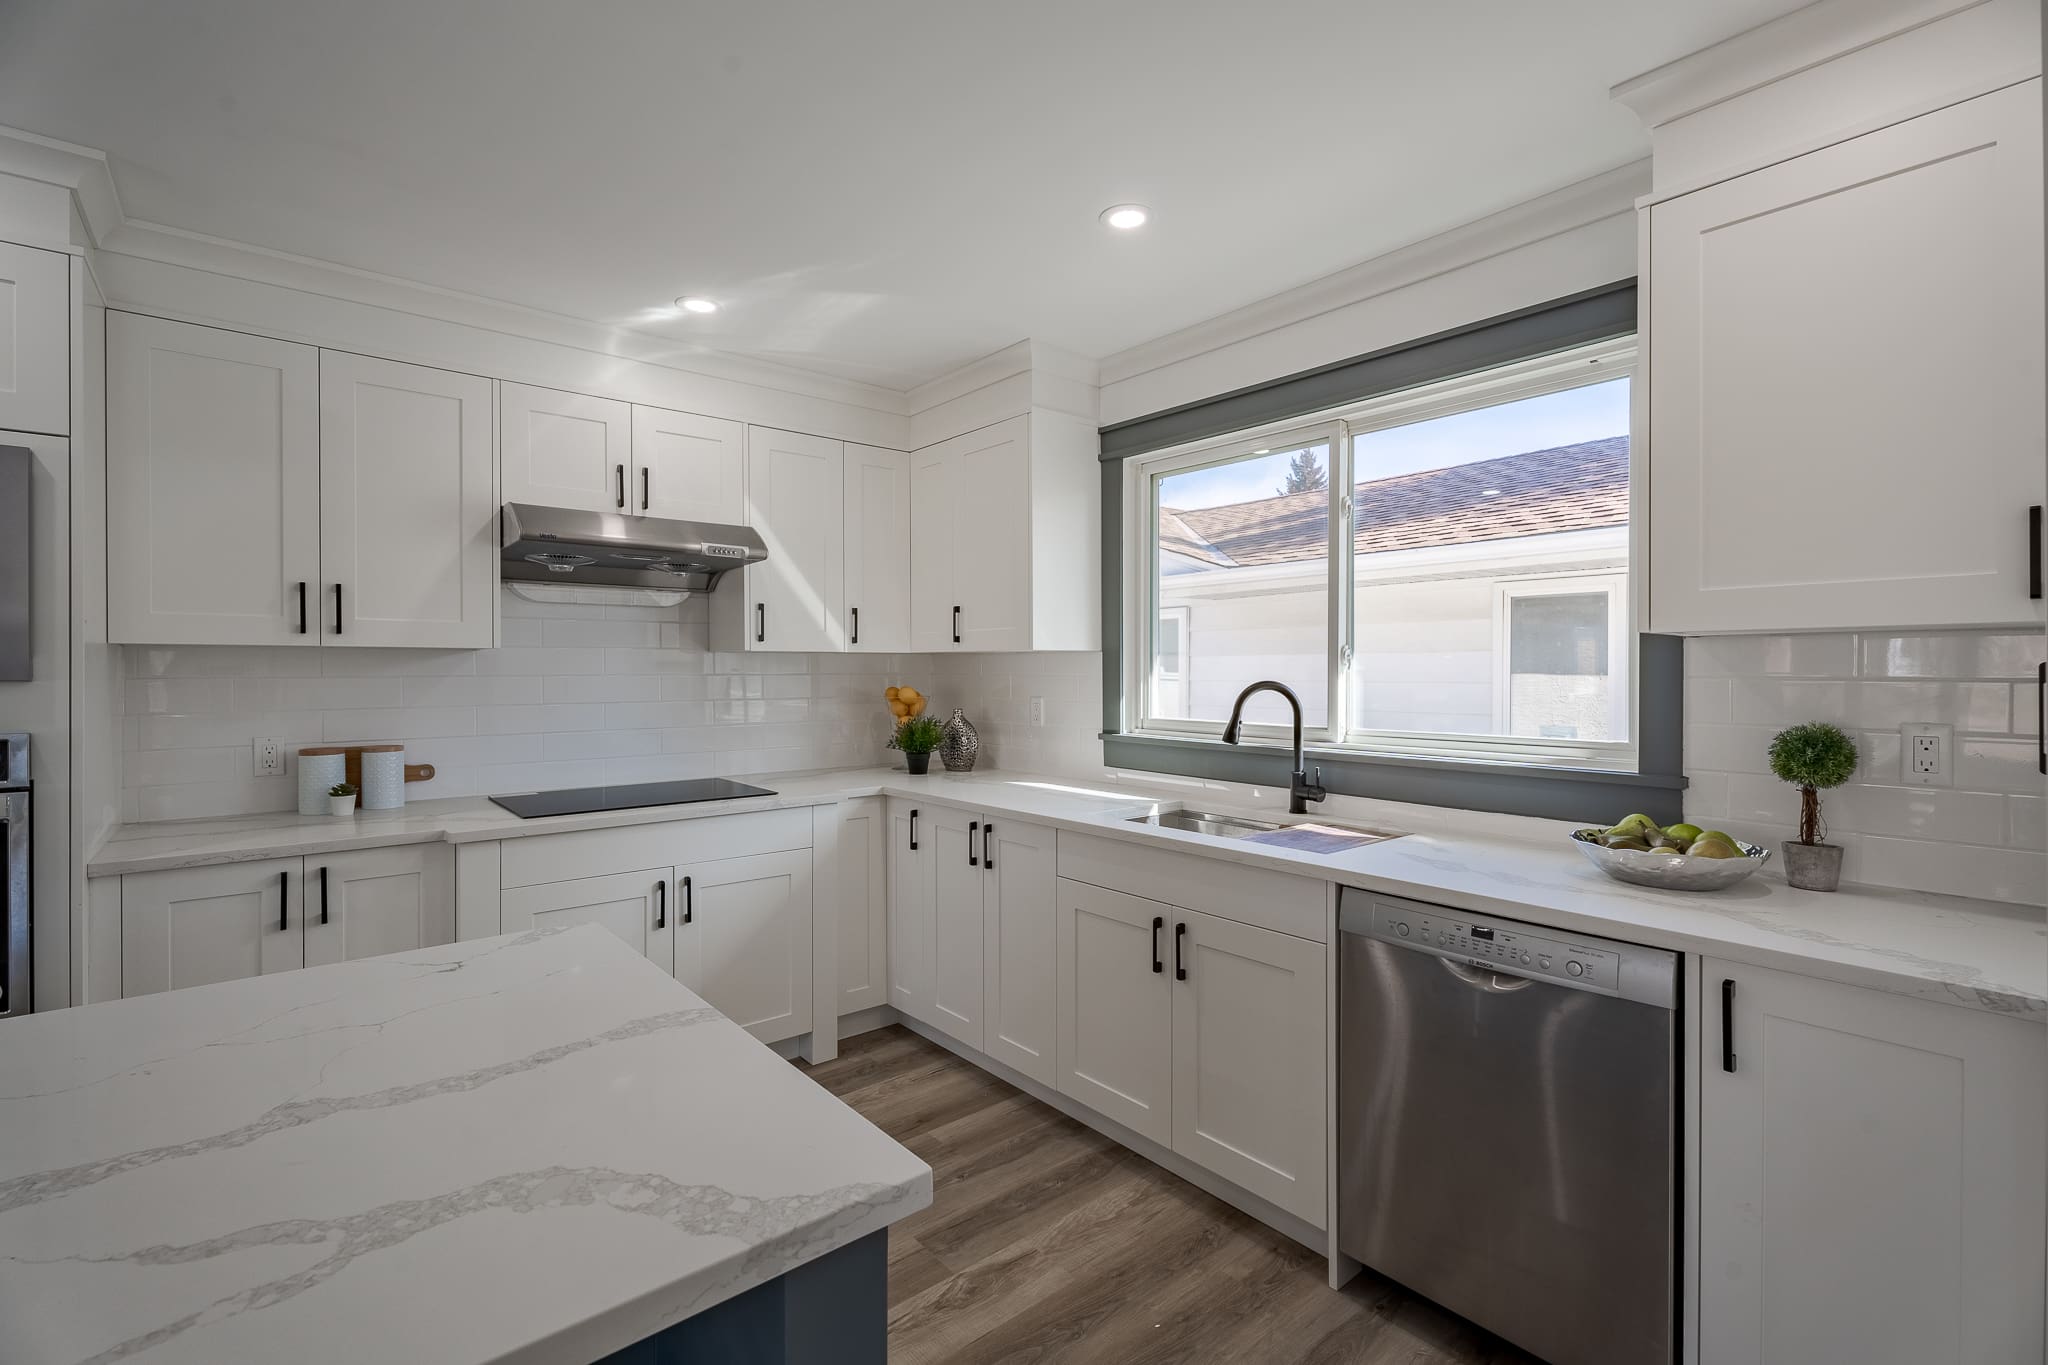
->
[939,708,980,772]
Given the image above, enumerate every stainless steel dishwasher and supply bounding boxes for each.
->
[1337,890,1677,1365]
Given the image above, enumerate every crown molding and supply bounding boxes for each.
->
[1610,0,1993,129]
[0,124,913,419]
[1097,159,1648,392]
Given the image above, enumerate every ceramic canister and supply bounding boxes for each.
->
[359,744,406,810]
[298,747,346,816]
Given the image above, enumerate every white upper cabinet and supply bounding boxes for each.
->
[0,241,69,436]
[631,404,745,524]
[712,426,845,653]
[108,313,321,646]
[912,411,1100,653]
[1699,959,2044,1364]
[500,382,633,513]
[843,443,910,653]
[1646,81,2045,633]
[320,353,495,648]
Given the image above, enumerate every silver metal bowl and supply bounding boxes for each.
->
[1570,828,1770,892]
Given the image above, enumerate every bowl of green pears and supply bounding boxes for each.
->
[1570,814,1769,891]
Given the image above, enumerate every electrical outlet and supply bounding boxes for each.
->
[1900,722,1953,787]
[1029,696,1046,727]
[254,737,286,778]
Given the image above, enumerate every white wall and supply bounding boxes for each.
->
[121,592,921,820]
[1683,629,2043,906]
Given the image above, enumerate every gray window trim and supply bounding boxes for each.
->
[1096,279,1687,826]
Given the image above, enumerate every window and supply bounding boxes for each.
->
[1129,337,1637,770]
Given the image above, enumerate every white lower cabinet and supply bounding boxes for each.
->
[928,806,986,1048]
[1053,878,1326,1226]
[1169,907,1325,1224]
[982,817,1058,1086]
[682,849,812,1043]
[120,846,454,996]
[1699,959,2045,1365]
[886,800,936,1024]
[1055,879,1173,1145]
[500,868,673,967]
[836,799,888,1015]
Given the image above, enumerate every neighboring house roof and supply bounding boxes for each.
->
[1161,436,1628,568]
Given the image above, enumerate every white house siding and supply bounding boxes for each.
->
[1154,529,1627,738]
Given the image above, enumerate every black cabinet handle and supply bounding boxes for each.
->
[654,878,666,929]
[850,606,858,646]
[641,466,650,512]
[909,809,919,851]
[1174,922,1187,981]
[969,820,979,867]
[755,603,765,643]
[333,583,343,636]
[296,581,307,635]
[279,870,288,932]
[682,875,693,925]
[615,463,626,509]
[952,605,961,645]
[1151,915,1163,974]
[318,865,329,925]
[2037,663,2044,775]
[2031,505,2041,600]
[1721,978,1737,1073]
[983,822,994,871]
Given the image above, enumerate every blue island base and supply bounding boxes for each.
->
[598,1230,888,1365]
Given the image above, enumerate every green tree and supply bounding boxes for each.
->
[1274,449,1327,496]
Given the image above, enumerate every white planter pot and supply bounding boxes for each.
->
[329,794,357,818]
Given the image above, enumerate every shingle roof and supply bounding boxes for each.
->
[1162,436,1627,568]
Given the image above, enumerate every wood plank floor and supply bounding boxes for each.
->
[797,1026,1540,1364]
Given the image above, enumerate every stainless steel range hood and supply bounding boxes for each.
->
[500,503,767,591]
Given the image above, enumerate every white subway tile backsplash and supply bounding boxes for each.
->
[1684,630,2045,907]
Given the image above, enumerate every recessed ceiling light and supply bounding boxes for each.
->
[675,296,720,314]
[1481,488,1502,497]
[1100,204,1149,231]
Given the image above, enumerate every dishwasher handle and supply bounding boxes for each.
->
[1438,957,1536,993]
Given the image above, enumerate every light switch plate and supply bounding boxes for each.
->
[1900,722,1953,787]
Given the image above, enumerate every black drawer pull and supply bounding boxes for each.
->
[278,870,289,932]
[2031,505,2042,600]
[755,603,765,643]
[969,820,979,867]
[319,865,329,925]
[682,875,693,925]
[952,605,961,645]
[850,606,858,646]
[654,878,665,929]
[641,466,650,512]
[1151,916,1163,973]
[1174,922,1187,981]
[909,809,919,851]
[2037,663,2044,776]
[615,463,626,509]
[333,583,344,636]
[296,581,307,634]
[983,822,994,871]
[1721,978,1737,1073]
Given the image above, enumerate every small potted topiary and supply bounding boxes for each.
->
[890,715,944,775]
[1767,721,1858,891]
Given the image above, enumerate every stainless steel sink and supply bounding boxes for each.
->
[1131,808,1402,853]
[1142,808,1286,838]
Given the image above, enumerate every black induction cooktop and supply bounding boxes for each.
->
[488,778,778,819]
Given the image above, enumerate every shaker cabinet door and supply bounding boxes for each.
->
[303,844,456,969]
[108,313,321,646]
[500,382,633,513]
[320,353,495,648]
[1055,878,1172,1146]
[843,443,910,653]
[121,858,306,996]
[632,404,744,523]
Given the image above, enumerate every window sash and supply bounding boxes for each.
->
[1127,339,1637,770]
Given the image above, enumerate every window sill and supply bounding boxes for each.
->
[1099,731,1687,824]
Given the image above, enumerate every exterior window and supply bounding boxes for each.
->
[1131,338,1637,770]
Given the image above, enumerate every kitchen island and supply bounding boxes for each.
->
[0,924,931,1365]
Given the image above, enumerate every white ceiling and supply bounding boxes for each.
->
[0,0,1808,392]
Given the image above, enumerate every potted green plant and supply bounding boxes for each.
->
[890,715,943,776]
[328,780,358,818]
[1767,722,1858,891]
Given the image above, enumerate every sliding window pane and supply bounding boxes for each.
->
[1347,377,1630,743]
[1152,442,1331,727]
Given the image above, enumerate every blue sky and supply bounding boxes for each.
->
[1159,377,1630,511]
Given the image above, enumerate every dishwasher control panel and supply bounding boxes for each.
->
[1367,903,1622,994]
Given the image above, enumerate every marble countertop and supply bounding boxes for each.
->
[0,925,932,1365]
[89,765,2046,1021]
